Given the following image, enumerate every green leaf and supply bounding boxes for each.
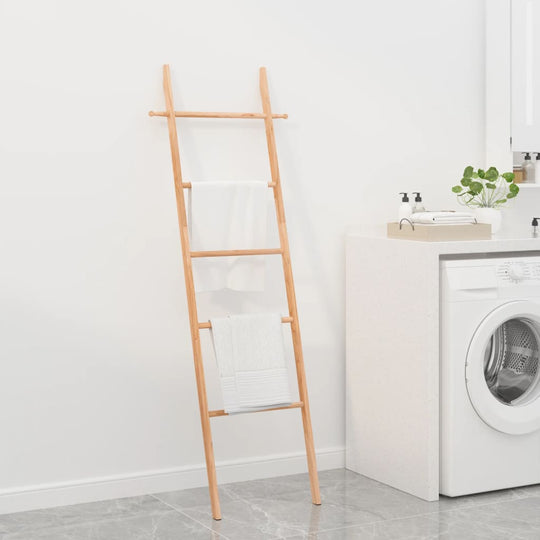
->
[461,178,472,187]
[502,172,515,182]
[478,169,486,179]
[472,172,479,178]
[485,168,498,180]
[495,199,507,204]
[507,192,517,199]
[486,182,496,189]
[470,181,484,194]
[509,183,519,193]
[452,185,463,193]
[463,166,474,178]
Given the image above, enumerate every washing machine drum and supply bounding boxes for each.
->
[485,319,539,404]
[466,301,540,434]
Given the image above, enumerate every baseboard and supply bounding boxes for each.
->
[0,446,344,515]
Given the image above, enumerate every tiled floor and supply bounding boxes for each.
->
[2,469,540,539]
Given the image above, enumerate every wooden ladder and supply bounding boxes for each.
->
[149,65,321,520]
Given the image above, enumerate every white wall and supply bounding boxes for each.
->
[0,0,486,512]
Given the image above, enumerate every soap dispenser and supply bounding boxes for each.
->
[535,153,540,184]
[398,192,413,221]
[523,152,535,183]
[533,217,540,237]
[412,192,425,213]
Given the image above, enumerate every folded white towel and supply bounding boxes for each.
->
[410,211,476,224]
[189,181,267,292]
[411,217,476,224]
[210,313,292,414]
[413,211,474,219]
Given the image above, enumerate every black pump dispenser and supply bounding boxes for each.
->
[533,218,540,237]
[399,192,409,202]
[524,152,532,160]
[412,192,422,202]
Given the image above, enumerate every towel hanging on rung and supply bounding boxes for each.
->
[210,312,292,413]
[188,181,268,292]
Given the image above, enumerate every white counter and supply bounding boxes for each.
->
[345,227,540,501]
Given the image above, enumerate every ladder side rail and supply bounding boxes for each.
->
[162,65,222,520]
[259,67,321,505]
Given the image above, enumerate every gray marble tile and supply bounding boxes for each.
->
[4,470,540,540]
[181,493,385,539]
[153,469,353,512]
[283,514,443,539]
[221,468,531,514]
[434,495,540,540]
[153,484,240,511]
[152,469,540,538]
[155,468,540,521]
[513,482,540,499]
[0,495,170,537]
[221,473,317,500]
[213,470,346,502]
[316,469,529,517]
[289,468,536,517]
[285,495,540,539]
[3,509,223,539]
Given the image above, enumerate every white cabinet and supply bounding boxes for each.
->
[485,0,512,169]
[346,230,540,501]
[511,0,540,151]
[486,0,540,166]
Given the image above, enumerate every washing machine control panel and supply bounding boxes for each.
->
[496,260,540,284]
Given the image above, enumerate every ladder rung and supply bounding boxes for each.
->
[209,402,303,417]
[190,248,282,258]
[149,111,288,119]
[182,181,276,189]
[199,316,293,329]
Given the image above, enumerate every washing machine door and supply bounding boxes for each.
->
[466,300,540,434]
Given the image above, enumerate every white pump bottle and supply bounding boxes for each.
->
[398,192,413,221]
[412,192,425,213]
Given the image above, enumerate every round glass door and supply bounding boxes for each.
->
[484,318,540,406]
[466,301,540,434]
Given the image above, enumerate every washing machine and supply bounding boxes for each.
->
[440,254,540,497]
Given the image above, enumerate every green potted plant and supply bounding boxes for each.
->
[451,166,519,233]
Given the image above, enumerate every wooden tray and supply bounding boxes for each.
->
[387,221,491,241]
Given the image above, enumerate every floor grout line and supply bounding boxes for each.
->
[150,494,232,540]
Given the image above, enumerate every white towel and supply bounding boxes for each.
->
[210,313,292,414]
[410,211,476,224]
[189,181,267,292]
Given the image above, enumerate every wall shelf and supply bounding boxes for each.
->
[516,183,540,189]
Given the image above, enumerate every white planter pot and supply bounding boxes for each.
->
[474,207,502,234]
